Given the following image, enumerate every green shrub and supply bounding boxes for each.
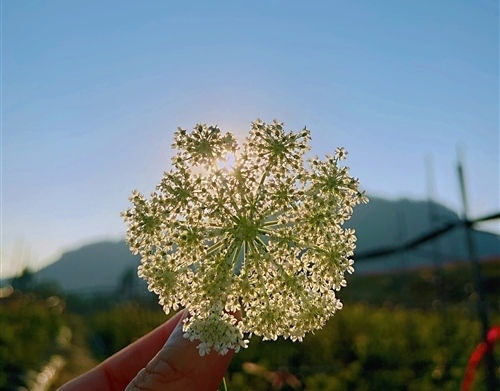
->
[88,301,168,360]
[0,294,64,388]
[228,304,499,391]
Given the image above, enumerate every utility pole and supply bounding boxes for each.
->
[396,208,411,305]
[425,155,444,306]
[457,156,497,391]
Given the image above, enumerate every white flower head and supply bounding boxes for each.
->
[123,119,367,355]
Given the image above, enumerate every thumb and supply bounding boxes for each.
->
[125,310,233,391]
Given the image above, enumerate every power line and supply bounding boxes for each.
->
[354,212,499,262]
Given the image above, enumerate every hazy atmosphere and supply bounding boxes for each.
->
[2,1,499,275]
[2,2,500,391]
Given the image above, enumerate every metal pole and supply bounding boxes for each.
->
[396,208,411,305]
[457,158,497,391]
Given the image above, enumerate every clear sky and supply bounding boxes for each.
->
[2,0,499,277]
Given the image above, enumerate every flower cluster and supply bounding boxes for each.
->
[123,119,367,355]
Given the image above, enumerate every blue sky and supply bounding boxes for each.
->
[2,0,498,277]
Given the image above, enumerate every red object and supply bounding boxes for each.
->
[461,326,500,391]
[243,362,301,390]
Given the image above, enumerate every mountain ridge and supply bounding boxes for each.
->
[32,196,499,292]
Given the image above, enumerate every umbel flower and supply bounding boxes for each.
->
[123,119,367,356]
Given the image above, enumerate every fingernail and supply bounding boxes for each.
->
[162,309,189,348]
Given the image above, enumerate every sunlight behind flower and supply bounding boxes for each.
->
[123,119,368,356]
[216,153,236,171]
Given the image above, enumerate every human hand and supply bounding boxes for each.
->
[59,310,233,391]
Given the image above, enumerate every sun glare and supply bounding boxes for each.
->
[216,152,236,171]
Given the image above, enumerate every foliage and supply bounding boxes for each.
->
[3,260,498,390]
[10,267,64,298]
[10,268,35,292]
[81,298,499,390]
[342,260,500,312]
[228,303,499,391]
[88,301,168,360]
[0,294,64,389]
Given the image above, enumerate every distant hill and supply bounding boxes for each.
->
[35,241,140,292]
[33,196,499,292]
[347,197,499,272]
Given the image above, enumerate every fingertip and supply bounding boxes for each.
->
[143,313,234,390]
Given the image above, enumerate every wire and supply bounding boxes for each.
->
[355,211,499,262]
